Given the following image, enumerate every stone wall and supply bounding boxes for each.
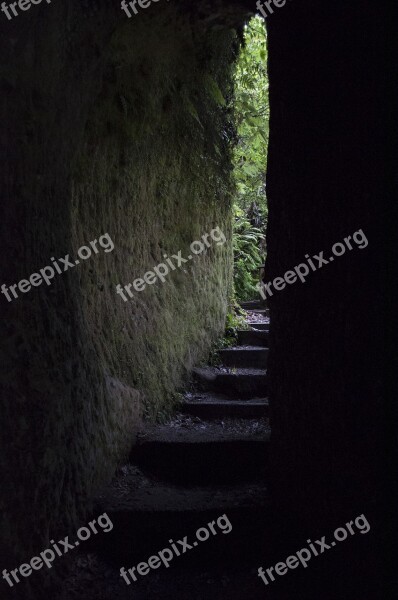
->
[0,0,241,579]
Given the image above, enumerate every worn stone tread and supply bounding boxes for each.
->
[181,393,269,418]
[237,329,269,346]
[136,416,270,444]
[96,465,268,513]
[219,346,269,368]
[193,366,267,399]
[249,322,269,331]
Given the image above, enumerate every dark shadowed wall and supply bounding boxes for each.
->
[265,1,390,598]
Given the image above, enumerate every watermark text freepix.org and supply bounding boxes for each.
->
[120,513,232,585]
[121,0,168,19]
[258,513,370,586]
[1,233,115,303]
[1,0,52,21]
[256,0,293,20]
[116,226,226,301]
[258,228,368,300]
[2,513,114,587]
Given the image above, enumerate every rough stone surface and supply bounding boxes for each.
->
[0,0,246,579]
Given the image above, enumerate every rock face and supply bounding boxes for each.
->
[0,1,244,575]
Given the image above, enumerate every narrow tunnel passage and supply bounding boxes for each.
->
[0,1,390,600]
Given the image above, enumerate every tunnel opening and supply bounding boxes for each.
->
[232,15,269,305]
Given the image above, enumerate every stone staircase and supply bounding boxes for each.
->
[71,300,270,599]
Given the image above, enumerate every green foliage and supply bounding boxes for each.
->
[233,206,265,301]
[208,308,248,365]
[231,16,269,302]
[203,73,227,107]
[225,309,248,340]
[233,16,269,211]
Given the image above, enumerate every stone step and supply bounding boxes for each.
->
[193,367,267,399]
[249,322,269,331]
[219,346,268,369]
[92,466,269,563]
[240,300,263,310]
[130,418,270,485]
[237,329,269,346]
[248,308,270,317]
[181,393,269,419]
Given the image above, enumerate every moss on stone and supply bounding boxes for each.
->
[71,8,236,421]
[0,2,246,580]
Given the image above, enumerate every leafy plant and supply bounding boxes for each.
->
[208,307,248,365]
[230,16,269,303]
[225,308,248,338]
[232,16,269,212]
[233,206,265,301]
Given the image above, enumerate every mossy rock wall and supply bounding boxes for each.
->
[0,1,241,578]
[71,11,236,420]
